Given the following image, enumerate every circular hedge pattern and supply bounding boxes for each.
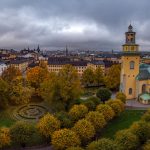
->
[13,104,48,121]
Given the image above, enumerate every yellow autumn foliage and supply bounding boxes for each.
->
[37,113,61,138]
[72,119,95,141]
[85,111,106,131]
[106,99,123,116]
[96,104,115,121]
[0,127,11,148]
[51,128,81,150]
[143,141,150,150]
[115,129,139,150]
[69,104,88,121]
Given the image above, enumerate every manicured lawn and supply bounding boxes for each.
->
[0,108,16,127]
[101,109,145,139]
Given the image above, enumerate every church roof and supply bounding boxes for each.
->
[139,93,150,101]
[136,63,150,80]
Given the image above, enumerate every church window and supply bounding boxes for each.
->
[142,84,146,93]
[130,61,135,69]
[129,88,132,95]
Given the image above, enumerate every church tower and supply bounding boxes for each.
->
[120,25,140,99]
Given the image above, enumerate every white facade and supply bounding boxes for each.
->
[0,62,7,75]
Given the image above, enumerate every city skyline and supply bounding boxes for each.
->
[0,0,150,51]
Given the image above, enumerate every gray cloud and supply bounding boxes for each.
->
[0,0,150,51]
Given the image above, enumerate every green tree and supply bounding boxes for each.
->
[10,121,36,147]
[0,78,9,108]
[72,119,95,142]
[59,64,82,110]
[55,111,73,128]
[1,66,21,83]
[85,111,106,131]
[82,68,95,87]
[130,121,150,144]
[94,66,104,86]
[40,72,62,107]
[87,138,120,150]
[141,109,150,122]
[51,129,81,150]
[115,129,139,150]
[37,113,61,138]
[96,88,111,103]
[104,64,121,90]
[116,92,126,103]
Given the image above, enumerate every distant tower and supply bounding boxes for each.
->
[65,45,69,56]
[37,45,40,53]
[120,24,140,99]
[28,47,30,51]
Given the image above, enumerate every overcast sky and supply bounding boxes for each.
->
[0,0,150,51]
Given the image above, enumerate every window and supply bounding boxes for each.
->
[142,84,146,93]
[129,88,132,95]
[130,61,135,69]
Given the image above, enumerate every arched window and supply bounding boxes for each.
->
[129,88,132,95]
[142,84,146,93]
[130,61,135,69]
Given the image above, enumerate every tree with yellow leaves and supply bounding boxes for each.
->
[37,113,61,138]
[69,104,88,122]
[96,104,115,121]
[82,68,95,87]
[26,66,48,89]
[0,127,11,148]
[94,66,104,86]
[2,66,21,83]
[85,111,106,131]
[104,64,121,90]
[51,128,81,150]
[59,64,82,110]
[72,119,95,142]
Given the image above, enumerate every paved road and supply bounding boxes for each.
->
[126,99,150,109]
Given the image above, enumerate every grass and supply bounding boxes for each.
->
[0,107,16,127]
[101,109,145,139]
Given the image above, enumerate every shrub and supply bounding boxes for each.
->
[56,111,73,128]
[115,129,139,150]
[130,121,150,144]
[116,92,126,103]
[0,127,11,148]
[142,140,150,150]
[82,100,96,111]
[96,88,111,103]
[86,138,120,150]
[83,97,100,111]
[66,147,84,150]
[88,96,100,105]
[37,113,61,138]
[106,100,122,116]
[113,99,125,112]
[96,104,115,121]
[10,121,36,147]
[141,110,150,122]
[72,119,95,142]
[69,104,88,121]
[51,128,81,150]
[85,111,106,131]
